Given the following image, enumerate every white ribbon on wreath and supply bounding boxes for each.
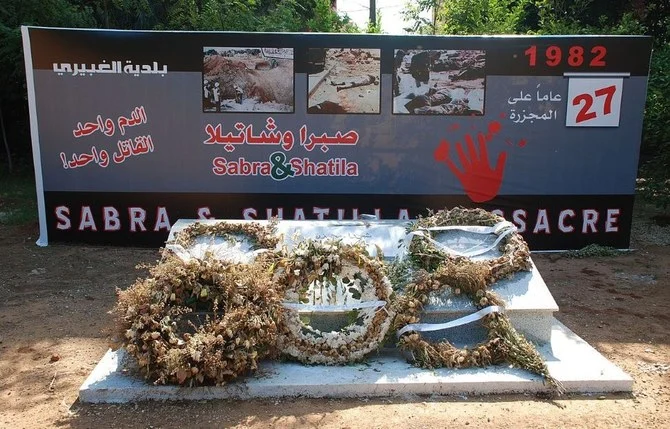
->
[396,305,504,337]
[166,242,270,263]
[282,301,387,312]
[400,220,517,259]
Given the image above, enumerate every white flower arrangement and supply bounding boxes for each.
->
[274,238,395,365]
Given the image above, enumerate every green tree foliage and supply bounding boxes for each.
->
[404,0,538,35]
[438,0,537,34]
[403,0,654,36]
[197,0,259,31]
[638,42,670,209]
[257,0,304,32]
[166,0,199,30]
[534,0,646,35]
[365,9,383,34]
[306,0,358,33]
[642,1,670,44]
[0,0,95,103]
[0,0,96,169]
[644,45,670,153]
[402,0,437,34]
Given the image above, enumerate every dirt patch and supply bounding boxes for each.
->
[1,202,670,428]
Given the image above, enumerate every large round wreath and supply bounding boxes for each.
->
[273,239,394,365]
[392,207,562,392]
[405,207,532,293]
[113,251,283,386]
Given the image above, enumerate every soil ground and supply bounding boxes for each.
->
[0,202,668,428]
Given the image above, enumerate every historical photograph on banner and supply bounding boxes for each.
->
[393,49,486,115]
[202,47,294,113]
[307,48,381,114]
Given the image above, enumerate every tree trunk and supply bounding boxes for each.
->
[0,99,12,173]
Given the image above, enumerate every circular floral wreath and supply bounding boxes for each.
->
[114,251,283,386]
[405,207,532,295]
[170,220,281,251]
[273,239,394,365]
[392,207,562,392]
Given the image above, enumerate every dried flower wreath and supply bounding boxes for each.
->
[170,220,281,251]
[113,251,284,386]
[273,239,395,364]
[391,207,563,392]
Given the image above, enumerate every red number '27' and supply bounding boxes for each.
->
[573,85,616,124]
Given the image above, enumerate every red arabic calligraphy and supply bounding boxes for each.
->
[72,106,147,138]
[203,117,359,153]
[60,146,110,169]
[61,135,154,169]
[112,135,155,164]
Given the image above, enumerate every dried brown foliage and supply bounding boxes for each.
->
[394,207,562,393]
[170,220,281,250]
[113,252,284,386]
[112,211,559,391]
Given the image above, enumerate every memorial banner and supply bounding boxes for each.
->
[22,27,653,249]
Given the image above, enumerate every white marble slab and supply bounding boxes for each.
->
[79,319,632,403]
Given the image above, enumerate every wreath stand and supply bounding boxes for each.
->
[79,217,632,402]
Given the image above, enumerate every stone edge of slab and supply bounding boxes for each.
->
[79,319,632,403]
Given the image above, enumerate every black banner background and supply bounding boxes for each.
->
[45,192,633,250]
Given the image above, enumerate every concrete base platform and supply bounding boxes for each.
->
[79,319,632,403]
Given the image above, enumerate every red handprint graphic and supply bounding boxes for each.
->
[434,121,506,203]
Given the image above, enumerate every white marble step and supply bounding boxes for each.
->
[418,264,558,344]
[78,319,632,403]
